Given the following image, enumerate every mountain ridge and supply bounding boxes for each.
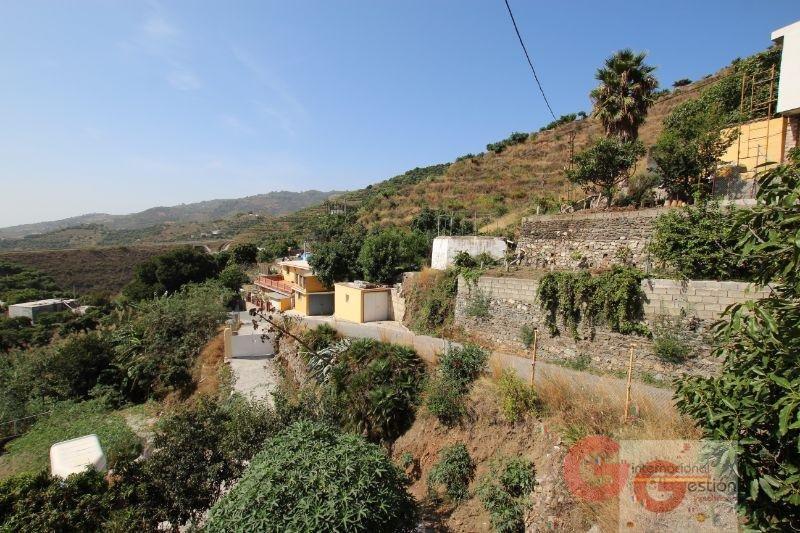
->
[0,190,344,240]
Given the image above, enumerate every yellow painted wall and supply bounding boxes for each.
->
[301,275,329,293]
[722,117,786,175]
[294,292,310,315]
[270,297,291,312]
[334,284,363,323]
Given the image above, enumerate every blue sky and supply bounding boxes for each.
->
[0,1,797,227]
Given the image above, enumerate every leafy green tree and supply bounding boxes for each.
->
[122,246,219,301]
[230,243,258,265]
[205,421,417,532]
[487,132,529,154]
[0,261,63,305]
[566,137,645,207]
[358,228,428,284]
[115,395,277,529]
[649,201,753,280]
[650,99,737,201]
[675,150,800,529]
[217,263,249,292]
[110,282,229,401]
[257,238,298,263]
[590,49,658,141]
[308,217,366,286]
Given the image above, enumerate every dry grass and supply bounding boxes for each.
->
[191,332,226,398]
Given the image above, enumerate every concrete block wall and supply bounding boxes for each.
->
[518,208,667,270]
[456,275,771,381]
[642,279,771,320]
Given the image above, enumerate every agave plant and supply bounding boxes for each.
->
[306,338,351,382]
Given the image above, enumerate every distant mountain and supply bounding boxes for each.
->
[0,190,344,240]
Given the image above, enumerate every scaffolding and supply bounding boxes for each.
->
[732,64,781,171]
[716,65,781,199]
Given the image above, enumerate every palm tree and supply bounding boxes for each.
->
[590,49,658,141]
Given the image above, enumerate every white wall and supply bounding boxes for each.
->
[230,332,275,357]
[363,291,391,323]
[431,236,507,270]
[773,20,800,115]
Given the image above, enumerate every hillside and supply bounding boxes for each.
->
[0,245,183,295]
[0,189,343,241]
[236,74,721,246]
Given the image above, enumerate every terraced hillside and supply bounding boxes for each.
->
[237,73,722,246]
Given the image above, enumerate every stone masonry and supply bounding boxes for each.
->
[455,276,770,382]
[518,208,667,270]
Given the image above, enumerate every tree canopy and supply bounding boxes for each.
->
[590,49,658,141]
[566,137,645,206]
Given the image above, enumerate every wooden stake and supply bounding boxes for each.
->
[530,329,538,387]
[623,344,635,423]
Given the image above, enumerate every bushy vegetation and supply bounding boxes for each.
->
[539,111,586,132]
[358,228,428,284]
[651,314,694,363]
[0,307,104,353]
[649,201,755,280]
[410,207,475,238]
[487,132,529,154]
[425,344,488,425]
[566,137,646,207]
[308,213,367,286]
[206,421,417,532]
[427,443,475,503]
[465,287,490,318]
[109,282,229,402]
[496,370,538,422]
[122,246,221,301]
[257,237,299,262]
[229,242,258,264]
[327,338,426,444]
[406,269,460,335]
[477,457,536,533]
[538,267,648,338]
[652,47,781,201]
[0,282,229,441]
[0,393,278,530]
[676,150,800,529]
[0,260,63,305]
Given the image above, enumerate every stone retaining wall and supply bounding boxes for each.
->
[518,208,667,270]
[455,275,770,382]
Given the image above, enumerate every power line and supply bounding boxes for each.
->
[502,0,557,121]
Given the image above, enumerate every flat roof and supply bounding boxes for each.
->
[335,281,392,292]
[9,298,77,308]
[277,259,311,270]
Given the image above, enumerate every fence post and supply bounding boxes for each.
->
[530,329,538,387]
[623,344,635,422]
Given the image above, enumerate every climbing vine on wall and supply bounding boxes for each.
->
[538,267,648,339]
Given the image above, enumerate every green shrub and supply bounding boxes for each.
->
[496,370,537,422]
[519,325,536,348]
[651,315,693,363]
[439,344,489,389]
[487,132,529,154]
[425,374,466,425]
[328,339,426,443]
[649,202,754,280]
[358,228,428,284]
[0,470,114,531]
[427,443,475,503]
[407,269,459,335]
[466,288,490,318]
[477,457,536,532]
[206,421,417,532]
[301,323,339,354]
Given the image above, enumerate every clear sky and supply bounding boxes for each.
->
[0,1,797,227]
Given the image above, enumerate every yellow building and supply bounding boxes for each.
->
[254,260,333,316]
[334,282,393,323]
[721,116,788,176]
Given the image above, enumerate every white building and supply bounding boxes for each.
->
[7,298,78,323]
[431,236,507,270]
[773,20,800,155]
